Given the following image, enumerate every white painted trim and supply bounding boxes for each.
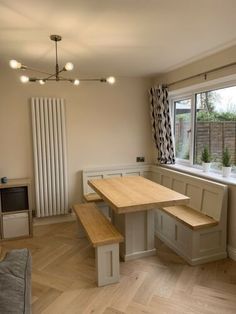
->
[190,253,228,265]
[228,245,236,261]
[83,163,151,172]
[171,94,195,165]
[159,164,236,186]
[123,248,157,262]
[33,213,76,226]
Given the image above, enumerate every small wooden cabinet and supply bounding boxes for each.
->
[0,179,33,240]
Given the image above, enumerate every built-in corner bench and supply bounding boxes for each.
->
[81,164,228,266]
[152,166,228,265]
[72,202,123,286]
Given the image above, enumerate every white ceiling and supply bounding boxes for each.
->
[1,0,236,77]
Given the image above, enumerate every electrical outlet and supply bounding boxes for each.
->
[136,156,145,162]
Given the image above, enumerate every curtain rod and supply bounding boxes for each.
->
[167,61,236,87]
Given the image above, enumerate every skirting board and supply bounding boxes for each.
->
[228,245,236,261]
[33,213,76,226]
[122,248,157,262]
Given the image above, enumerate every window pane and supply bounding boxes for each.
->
[194,86,236,167]
[174,99,191,160]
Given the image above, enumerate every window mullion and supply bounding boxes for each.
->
[190,93,196,165]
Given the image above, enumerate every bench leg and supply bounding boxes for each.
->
[95,243,120,287]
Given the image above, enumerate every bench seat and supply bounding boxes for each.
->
[73,202,123,286]
[73,203,123,247]
[83,193,103,203]
[160,205,218,230]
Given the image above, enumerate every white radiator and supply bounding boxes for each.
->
[31,97,68,217]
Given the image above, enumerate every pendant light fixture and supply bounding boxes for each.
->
[9,35,115,86]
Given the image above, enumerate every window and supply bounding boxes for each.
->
[174,98,192,161]
[172,83,236,170]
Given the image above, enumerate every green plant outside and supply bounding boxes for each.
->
[222,148,231,167]
[197,111,236,122]
[201,147,211,163]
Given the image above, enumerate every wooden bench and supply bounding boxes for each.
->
[72,202,124,286]
[152,166,228,265]
[83,192,103,203]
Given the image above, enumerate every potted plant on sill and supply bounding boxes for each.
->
[201,146,211,172]
[222,148,231,177]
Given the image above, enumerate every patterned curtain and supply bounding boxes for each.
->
[149,85,175,164]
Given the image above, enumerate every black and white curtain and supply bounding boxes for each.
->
[149,85,175,164]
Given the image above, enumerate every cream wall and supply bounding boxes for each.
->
[0,68,154,207]
[155,45,236,89]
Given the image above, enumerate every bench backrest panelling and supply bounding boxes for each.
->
[152,167,227,221]
[82,165,152,196]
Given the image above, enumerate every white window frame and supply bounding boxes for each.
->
[169,74,236,167]
[172,94,195,166]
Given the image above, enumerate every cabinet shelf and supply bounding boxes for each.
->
[0,179,33,240]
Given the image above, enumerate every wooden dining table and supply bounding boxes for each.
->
[88,175,189,261]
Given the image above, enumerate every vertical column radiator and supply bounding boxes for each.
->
[31,97,68,217]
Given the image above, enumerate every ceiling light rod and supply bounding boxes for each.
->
[9,34,115,86]
[29,77,108,82]
[51,34,61,81]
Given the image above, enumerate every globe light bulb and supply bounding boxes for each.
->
[9,59,21,69]
[20,75,29,83]
[39,79,45,85]
[64,62,74,71]
[107,76,115,84]
[73,79,80,86]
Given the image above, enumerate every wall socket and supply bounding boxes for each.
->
[136,156,145,162]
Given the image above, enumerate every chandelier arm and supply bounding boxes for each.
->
[42,71,67,81]
[46,78,70,81]
[32,78,71,81]
[29,77,108,84]
[43,77,107,82]
[78,78,107,82]
[65,77,107,82]
[23,66,54,76]
[43,68,67,79]
[29,78,60,82]
[57,68,66,75]
[43,72,57,80]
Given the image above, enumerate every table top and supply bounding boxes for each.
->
[88,176,189,214]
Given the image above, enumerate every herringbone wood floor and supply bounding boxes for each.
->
[1,221,236,314]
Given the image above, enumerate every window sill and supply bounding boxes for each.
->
[161,163,236,186]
